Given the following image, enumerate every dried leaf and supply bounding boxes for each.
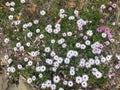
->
[27,4,37,14]
[56,18,62,24]
[116,84,120,89]
[0,58,8,66]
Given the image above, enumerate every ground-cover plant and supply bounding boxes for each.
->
[1,0,118,90]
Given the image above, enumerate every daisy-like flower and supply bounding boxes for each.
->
[10,7,15,12]
[67,32,72,36]
[85,40,91,45]
[39,73,43,78]
[39,34,44,39]
[74,9,79,16]
[70,70,75,76]
[59,87,64,90]
[4,38,9,44]
[76,76,82,84]
[64,58,70,64]
[68,16,75,20]
[10,1,15,6]
[36,29,40,33]
[75,43,81,48]
[32,76,36,81]
[10,66,16,73]
[8,15,13,20]
[5,2,10,6]
[80,44,86,49]
[68,81,73,87]
[20,0,26,3]
[46,59,53,65]
[27,32,33,38]
[40,65,46,72]
[40,10,46,16]
[41,83,47,89]
[51,84,56,90]
[17,64,23,69]
[100,4,106,9]
[44,47,51,53]
[27,60,33,66]
[33,19,39,24]
[27,78,32,84]
[86,30,93,36]
[102,32,107,38]
[53,76,60,83]
[82,74,89,82]
[81,81,88,88]
[63,80,68,85]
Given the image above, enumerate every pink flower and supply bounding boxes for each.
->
[80,33,84,37]
[99,18,104,23]
[112,4,117,8]
[104,41,110,46]
[83,35,88,40]
[115,64,120,69]
[108,7,113,11]
[109,38,115,43]
[100,4,106,9]
[97,27,102,32]
[104,27,110,34]
[99,44,104,49]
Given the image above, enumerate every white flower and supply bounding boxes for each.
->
[68,16,75,20]
[53,61,59,67]
[33,19,39,24]
[51,84,56,90]
[63,80,68,85]
[36,66,41,72]
[19,46,24,51]
[86,30,93,36]
[17,64,22,69]
[5,2,10,6]
[8,15,13,20]
[41,83,46,89]
[10,66,16,73]
[81,81,87,88]
[62,33,67,37]
[46,59,53,65]
[95,59,100,65]
[27,61,33,66]
[82,74,89,82]
[27,32,33,38]
[39,73,43,78]
[10,7,15,12]
[59,87,64,90]
[32,76,36,81]
[106,55,112,62]
[44,47,51,53]
[67,32,72,36]
[39,34,44,39]
[62,43,67,48]
[26,42,30,47]
[80,44,86,49]
[58,38,65,44]
[64,58,70,64]
[51,39,56,44]
[23,24,28,28]
[70,70,75,76]
[50,51,56,57]
[75,43,81,48]
[89,58,95,65]
[53,76,60,83]
[20,0,26,3]
[53,55,59,60]
[60,9,65,13]
[10,1,15,6]
[36,29,40,33]
[40,65,46,72]
[4,54,9,60]
[85,62,91,68]
[68,81,73,87]
[7,58,13,64]
[27,78,32,84]
[101,57,106,63]
[95,72,102,78]
[57,57,63,64]
[46,80,52,88]
[40,10,46,16]
[85,40,91,45]
[74,10,79,16]
[101,33,107,38]
[24,57,29,62]
[16,42,21,47]
[76,76,82,84]
[27,22,33,27]
[4,38,9,44]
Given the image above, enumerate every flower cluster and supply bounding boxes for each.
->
[2,1,117,90]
